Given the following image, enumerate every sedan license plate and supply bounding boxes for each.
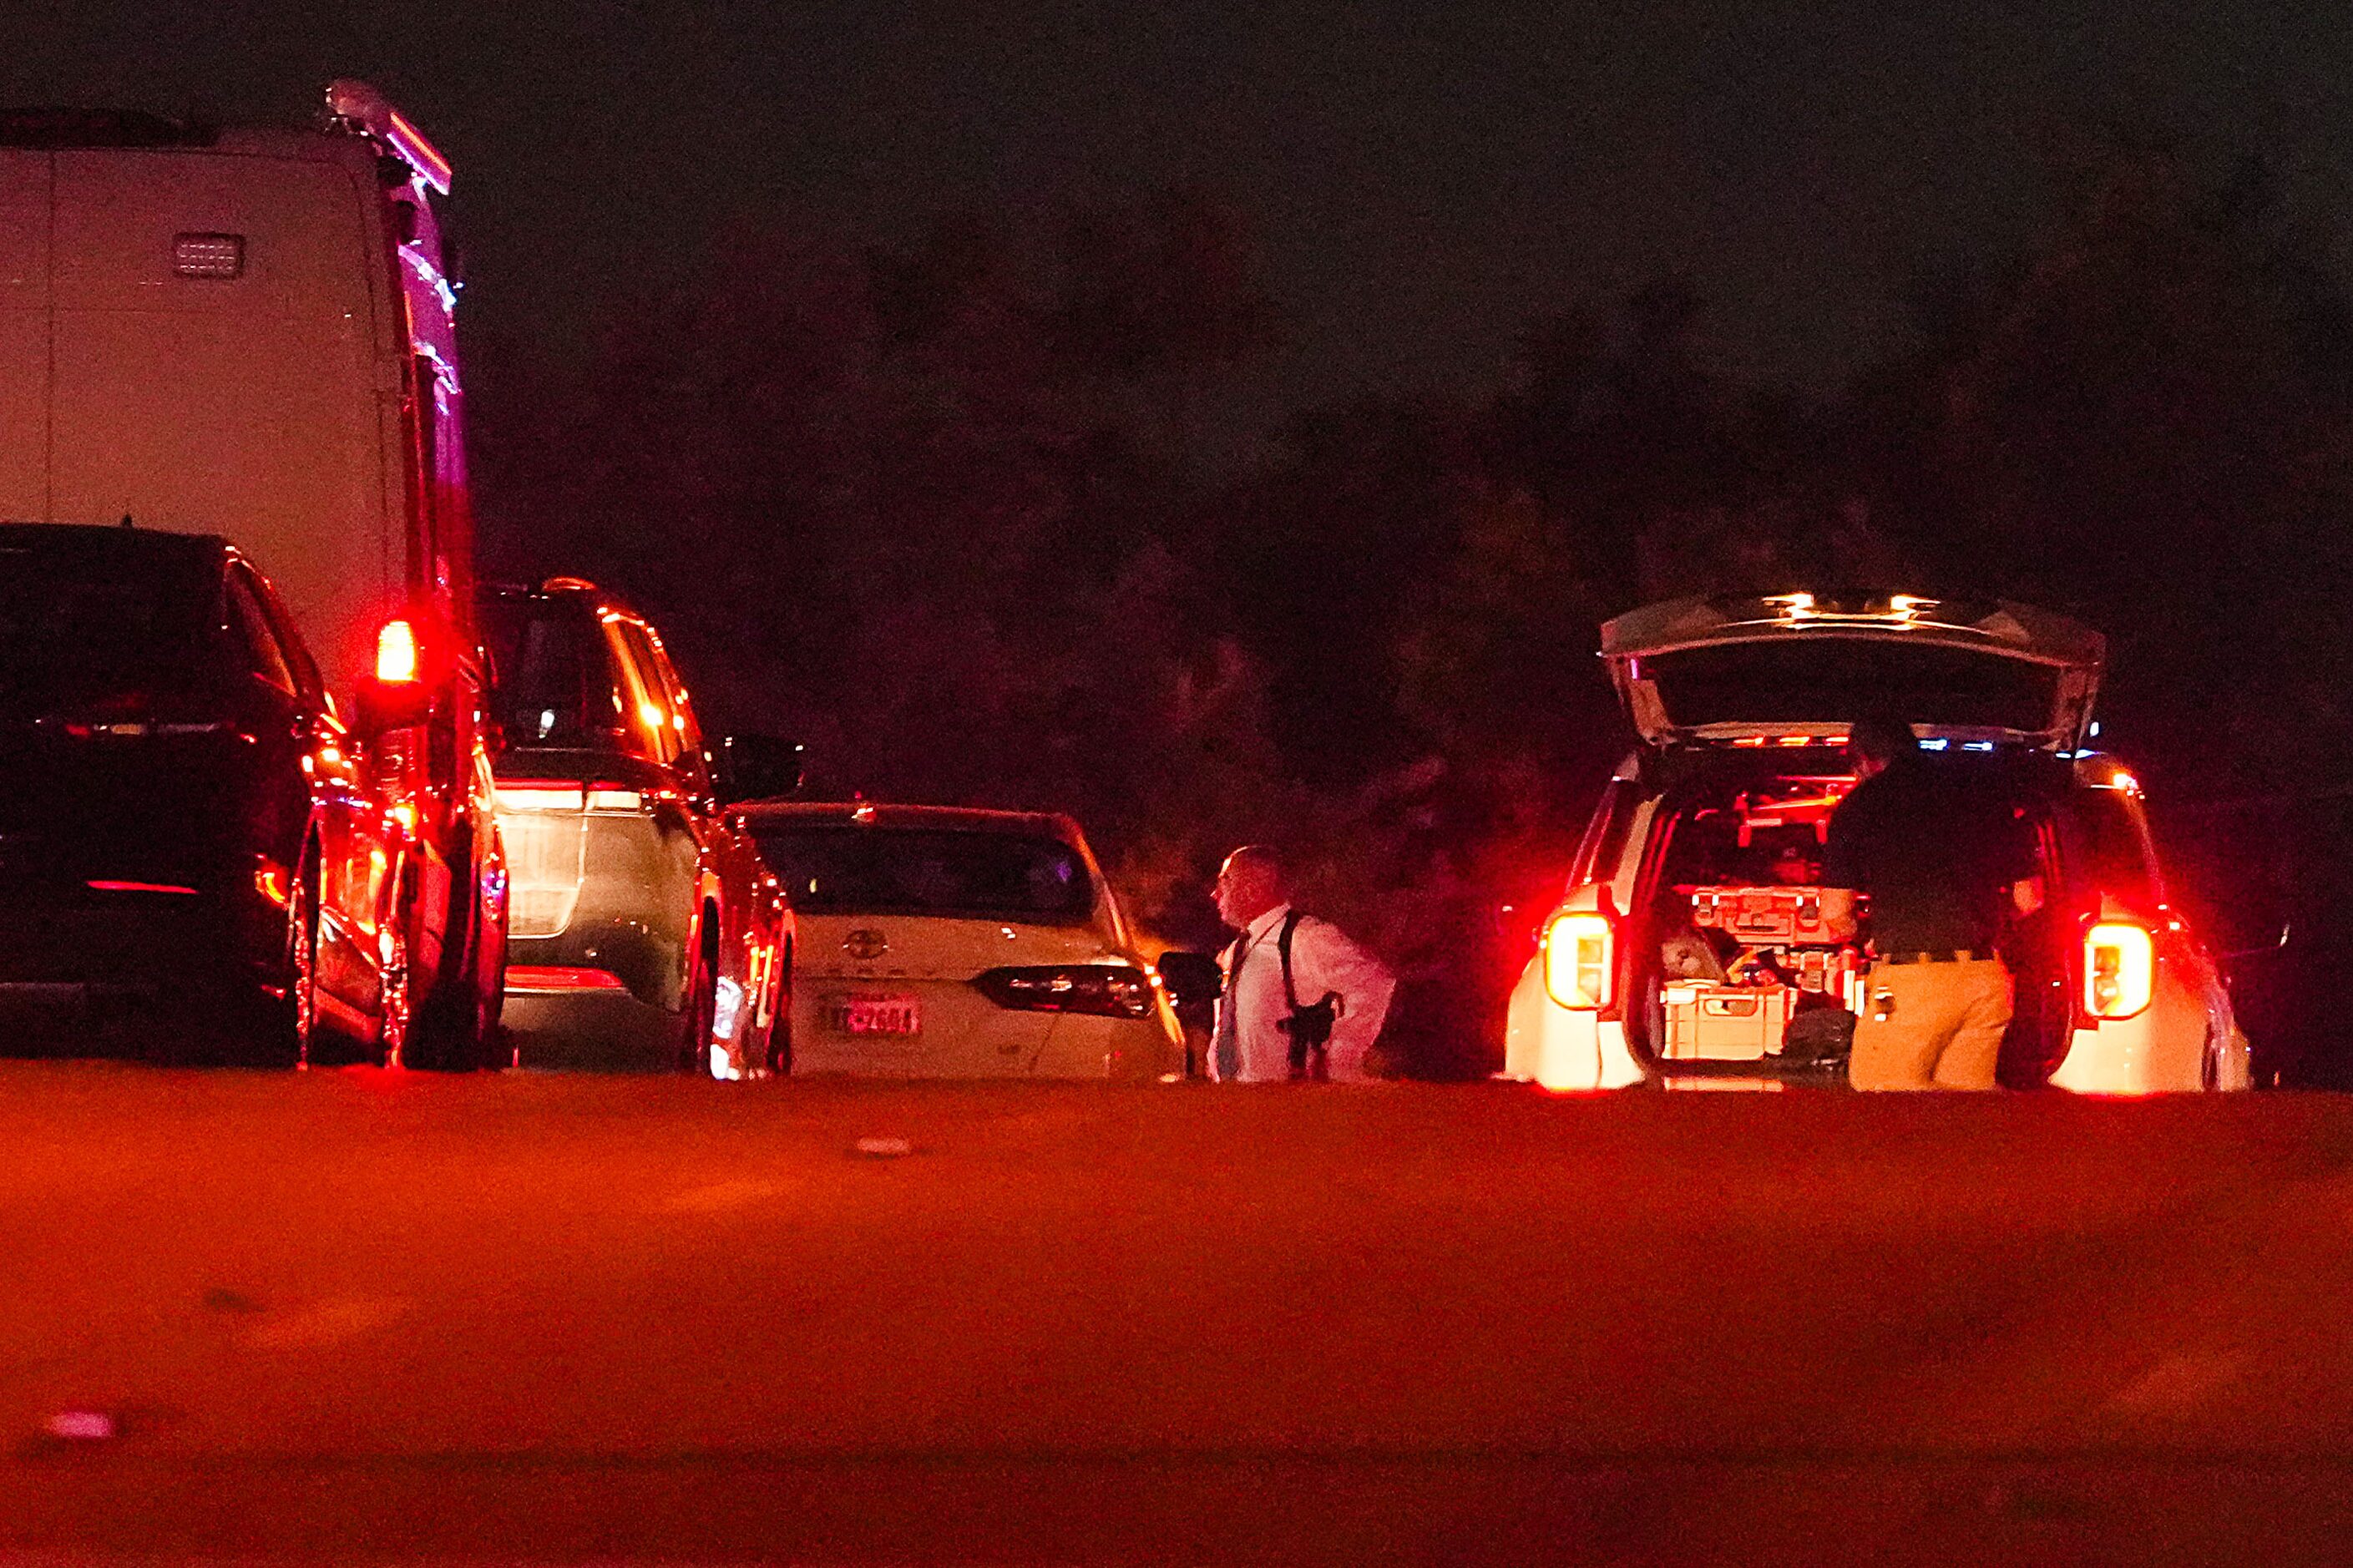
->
[826,993,921,1036]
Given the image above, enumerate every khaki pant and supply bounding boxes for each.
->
[1850,959,2012,1090]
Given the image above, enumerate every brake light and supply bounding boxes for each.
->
[2084,922,2155,1019]
[506,965,629,994]
[1543,911,1613,1010]
[495,781,586,812]
[974,964,1157,1019]
[376,619,419,684]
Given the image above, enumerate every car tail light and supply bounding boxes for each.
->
[493,781,646,815]
[974,964,1157,1019]
[376,619,420,684]
[506,965,628,994]
[2084,922,2154,1020]
[495,780,586,812]
[1543,911,1614,1010]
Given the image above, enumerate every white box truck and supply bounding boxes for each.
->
[0,83,508,1066]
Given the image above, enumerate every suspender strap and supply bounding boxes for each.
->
[1277,909,1303,1010]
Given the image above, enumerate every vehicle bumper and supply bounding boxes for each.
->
[0,888,274,989]
[789,1007,1178,1080]
[0,888,280,1050]
[503,984,678,1072]
[1500,960,1646,1090]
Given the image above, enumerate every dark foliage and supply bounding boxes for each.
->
[468,149,2353,1082]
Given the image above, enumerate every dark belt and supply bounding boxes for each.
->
[1875,948,1986,965]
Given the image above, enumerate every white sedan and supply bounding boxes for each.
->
[737,802,1186,1080]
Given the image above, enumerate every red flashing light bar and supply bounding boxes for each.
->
[505,965,628,994]
[87,880,200,896]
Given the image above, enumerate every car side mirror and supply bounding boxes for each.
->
[351,675,432,736]
[716,733,805,804]
[1155,950,1224,1009]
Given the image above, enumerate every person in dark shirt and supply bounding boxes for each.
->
[1823,716,2043,1090]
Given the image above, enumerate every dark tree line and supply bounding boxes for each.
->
[468,144,2353,1080]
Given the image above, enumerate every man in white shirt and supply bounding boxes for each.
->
[1208,846,1396,1083]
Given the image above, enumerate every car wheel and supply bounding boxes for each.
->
[406,832,505,1071]
[279,865,321,1069]
[766,943,793,1077]
[678,918,720,1075]
[376,921,411,1069]
[200,870,311,1070]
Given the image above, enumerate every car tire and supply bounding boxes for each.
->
[287,866,321,1064]
[375,918,411,1069]
[766,943,793,1078]
[677,913,721,1075]
[240,862,319,1070]
[405,833,504,1072]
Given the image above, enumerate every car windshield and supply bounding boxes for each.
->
[0,534,213,699]
[750,824,1098,923]
[481,596,625,749]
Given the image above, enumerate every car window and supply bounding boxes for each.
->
[2064,785,2166,912]
[0,539,214,699]
[1572,778,1640,887]
[609,619,682,764]
[225,565,296,695]
[640,629,710,784]
[480,596,628,750]
[243,565,324,706]
[747,825,1099,923]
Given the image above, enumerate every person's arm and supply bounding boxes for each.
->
[1296,918,1396,1083]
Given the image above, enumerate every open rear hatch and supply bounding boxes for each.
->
[1602,594,2103,751]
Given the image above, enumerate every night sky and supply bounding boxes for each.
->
[14,3,2353,429]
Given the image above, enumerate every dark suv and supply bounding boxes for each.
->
[0,523,450,1065]
[480,579,794,1075]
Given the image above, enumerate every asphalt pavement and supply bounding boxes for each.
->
[2,1061,2350,1565]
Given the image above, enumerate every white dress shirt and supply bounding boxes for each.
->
[1212,903,1397,1083]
